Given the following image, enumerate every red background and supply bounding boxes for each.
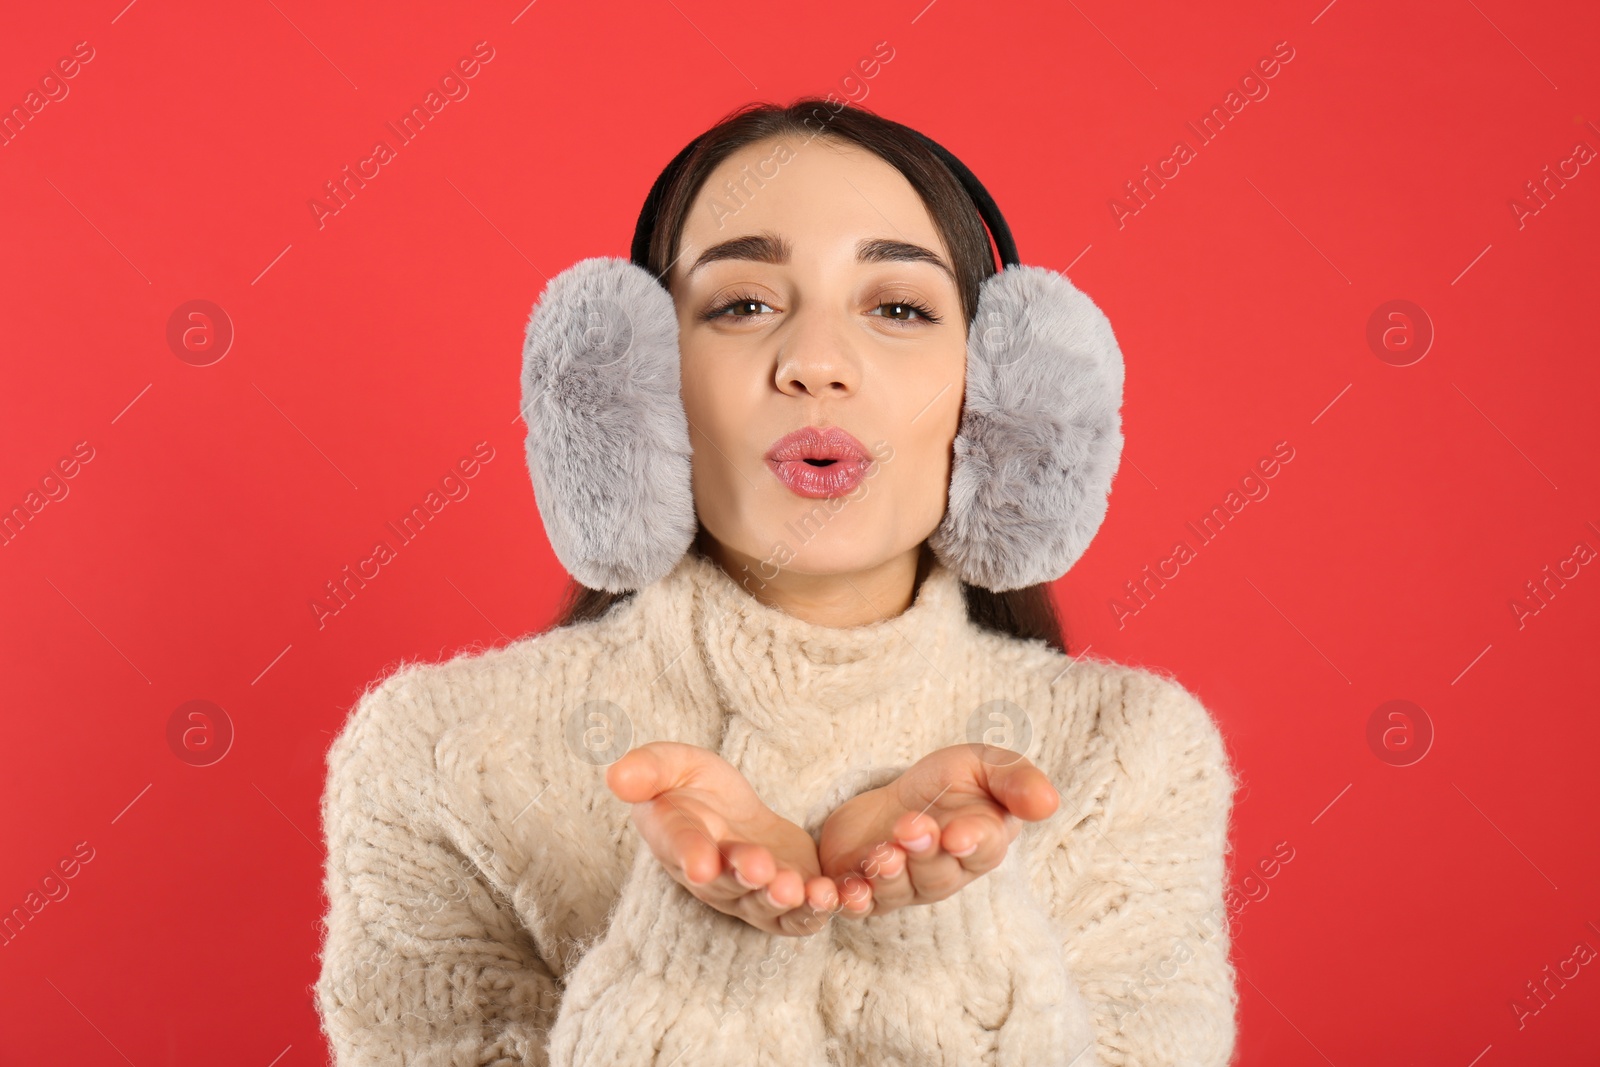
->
[2,0,1597,1063]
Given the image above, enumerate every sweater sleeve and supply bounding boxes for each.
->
[317,664,839,1067]
[1022,666,1240,1067]
[314,670,563,1067]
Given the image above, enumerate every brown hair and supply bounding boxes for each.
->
[547,97,1071,654]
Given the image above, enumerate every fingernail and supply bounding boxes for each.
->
[900,832,934,853]
[734,870,760,890]
[949,841,978,858]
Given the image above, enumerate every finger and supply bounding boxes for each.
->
[833,874,875,919]
[859,841,914,914]
[939,811,1009,874]
[725,840,777,893]
[858,839,906,882]
[668,820,728,887]
[773,886,841,938]
[802,874,841,913]
[699,843,805,913]
[824,815,920,888]
[895,808,968,888]
[899,833,964,900]
[892,810,941,853]
[734,866,812,929]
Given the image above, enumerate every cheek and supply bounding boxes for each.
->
[678,344,754,501]
[677,336,727,438]
[910,348,965,464]
[883,355,963,517]
[912,418,957,506]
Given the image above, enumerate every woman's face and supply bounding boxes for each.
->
[668,134,967,589]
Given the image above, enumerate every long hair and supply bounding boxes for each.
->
[546,98,1072,654]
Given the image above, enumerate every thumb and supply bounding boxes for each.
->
[605,741,700,804]
[983,755,1061,822]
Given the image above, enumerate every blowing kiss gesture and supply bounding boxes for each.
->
[606,741,1060,934]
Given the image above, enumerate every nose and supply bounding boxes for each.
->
[771,309,862,399]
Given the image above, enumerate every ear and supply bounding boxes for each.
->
[520,257,697,592]
[929,265,1126,592]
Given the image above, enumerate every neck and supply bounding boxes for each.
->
[694,529,933,630]
[626,538,978,835]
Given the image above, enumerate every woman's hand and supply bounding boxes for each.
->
[816,744,1061,919]
[606,741,860,937]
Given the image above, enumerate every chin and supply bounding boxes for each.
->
[743,522,916,582]
[701,486,934,579]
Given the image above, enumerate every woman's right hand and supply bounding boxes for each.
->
[605,741,862,937]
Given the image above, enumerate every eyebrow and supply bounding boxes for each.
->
[683,231,955,284]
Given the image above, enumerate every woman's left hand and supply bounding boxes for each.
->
[816,744,1061,918]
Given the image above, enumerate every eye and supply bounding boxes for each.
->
[869,299,943,326]
[699,292,944,326]
[701,292,775,322]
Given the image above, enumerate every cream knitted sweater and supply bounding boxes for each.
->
[314,547,1239,1066]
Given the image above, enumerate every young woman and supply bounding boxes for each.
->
[315,99,1239,1067]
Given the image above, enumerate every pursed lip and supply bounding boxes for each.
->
[764,425,874,499]
[764,425,872,465]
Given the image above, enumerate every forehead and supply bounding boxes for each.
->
[675,135,948,268]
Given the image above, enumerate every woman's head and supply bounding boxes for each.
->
[646,102,995,588]
[555,99,1065,651]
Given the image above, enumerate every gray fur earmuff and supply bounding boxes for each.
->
[928,263,1126,592]
[519,257,696,594]
[520,255,1125,594]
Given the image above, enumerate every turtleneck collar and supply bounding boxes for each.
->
[635,545,973,736]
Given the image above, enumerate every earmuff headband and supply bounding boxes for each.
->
[626,121,1020,277]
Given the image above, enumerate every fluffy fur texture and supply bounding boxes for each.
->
[928,264,1125,592]
[314,546,1240,1065]
[520,257,697,592]
[520,258,1124,593]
